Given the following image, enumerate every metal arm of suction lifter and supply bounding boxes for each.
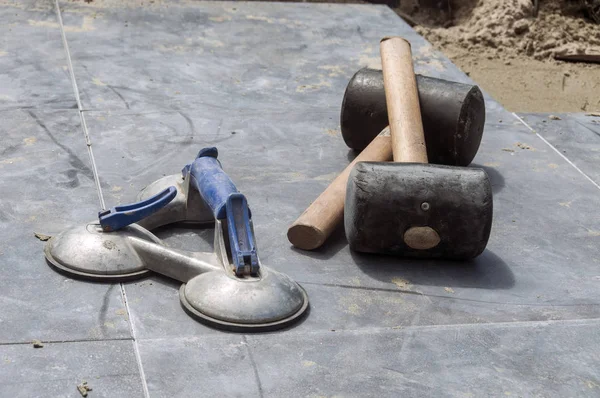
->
[183,147,260,277]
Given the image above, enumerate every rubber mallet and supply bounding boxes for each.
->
[288,69,487,252]
[344,37,493,259]
[340,68,486,166]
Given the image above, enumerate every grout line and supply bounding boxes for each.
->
[513,112,600,191]
[120,284,151,398]
[54,0,107,210]
[130,317,600,341]
[298,281,600,307]
[54,0,82,111]
[243,335,265,398]
[0,337,132,347]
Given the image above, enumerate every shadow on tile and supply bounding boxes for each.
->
[346,148,359,162]
[473,163,505,194]
[125,271,311,336]
[289,224,348,261]
[351,249,515,290]
[153,224,215,252]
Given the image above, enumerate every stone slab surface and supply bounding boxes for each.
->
[1,0,599,396]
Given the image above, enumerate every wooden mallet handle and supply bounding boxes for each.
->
[380,37,428,163]
[287,129,392,250]
[381,37,440,250]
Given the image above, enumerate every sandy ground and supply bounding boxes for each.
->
[281,0,600,113]
[439,49,599,112]
[405,0,600,112]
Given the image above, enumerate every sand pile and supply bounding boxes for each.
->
[414,0,600,61]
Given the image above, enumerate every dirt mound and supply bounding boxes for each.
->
[410,0,600,61]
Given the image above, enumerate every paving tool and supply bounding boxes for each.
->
[344,37,493,259]
[341,67,486,166]
[45,148,308,332]
[287,68,487,251]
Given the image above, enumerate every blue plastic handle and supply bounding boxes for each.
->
[184,147,259,275]
[98,186,177,232]
[186,147,239,220]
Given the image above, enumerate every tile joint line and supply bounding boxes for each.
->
[120,284,151,398]
[512,112,600,191]
[54,0,106,210]
[54,2,144,395]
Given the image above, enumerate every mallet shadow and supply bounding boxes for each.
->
[289,224,514,290]
[289,224,348,260]
[351,248,515,290]
[472,163,505,194]
[347,149,359,162]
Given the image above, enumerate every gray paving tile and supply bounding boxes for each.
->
[3,2,600,396]
[283,282,600,333]
[83,108,600,339]
[118,268,599,339]
[138,335,261,397]
[123,275,221,339]
[0,109,130,343]
[246,319,600,397]
[123,275,475,339]
[517,112,600,185]
[0,339,144,398]
[58,1,467,114]
[0,0,76,110]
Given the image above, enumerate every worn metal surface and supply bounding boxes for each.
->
[1,0,599,396]
[45,222,157,280]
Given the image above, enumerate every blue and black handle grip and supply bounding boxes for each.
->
[184,147,259,276]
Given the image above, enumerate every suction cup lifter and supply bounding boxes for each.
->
[184,148,259,276]
[44,147,308,332]
[96,148,259,276]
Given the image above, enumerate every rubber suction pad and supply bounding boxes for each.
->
[180,269,309,332]
[44,223,160,282]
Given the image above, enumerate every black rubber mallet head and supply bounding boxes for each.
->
[344,37,493,259]
[340,68,486,166]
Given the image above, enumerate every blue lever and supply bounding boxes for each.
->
[226,194,259,275]
[98,186,177,232]
[185,147,259,276]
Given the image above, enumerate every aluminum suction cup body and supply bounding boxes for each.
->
[180,268,309,332]
[180,218,309,332]
[45,222,159,281]
[173,149,308,331]
[45,184,178,281]
[44,172,212,282]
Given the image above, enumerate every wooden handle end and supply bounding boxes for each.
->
[287,224,326,251]
[286,132,393,251]
[380,36,410,46]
